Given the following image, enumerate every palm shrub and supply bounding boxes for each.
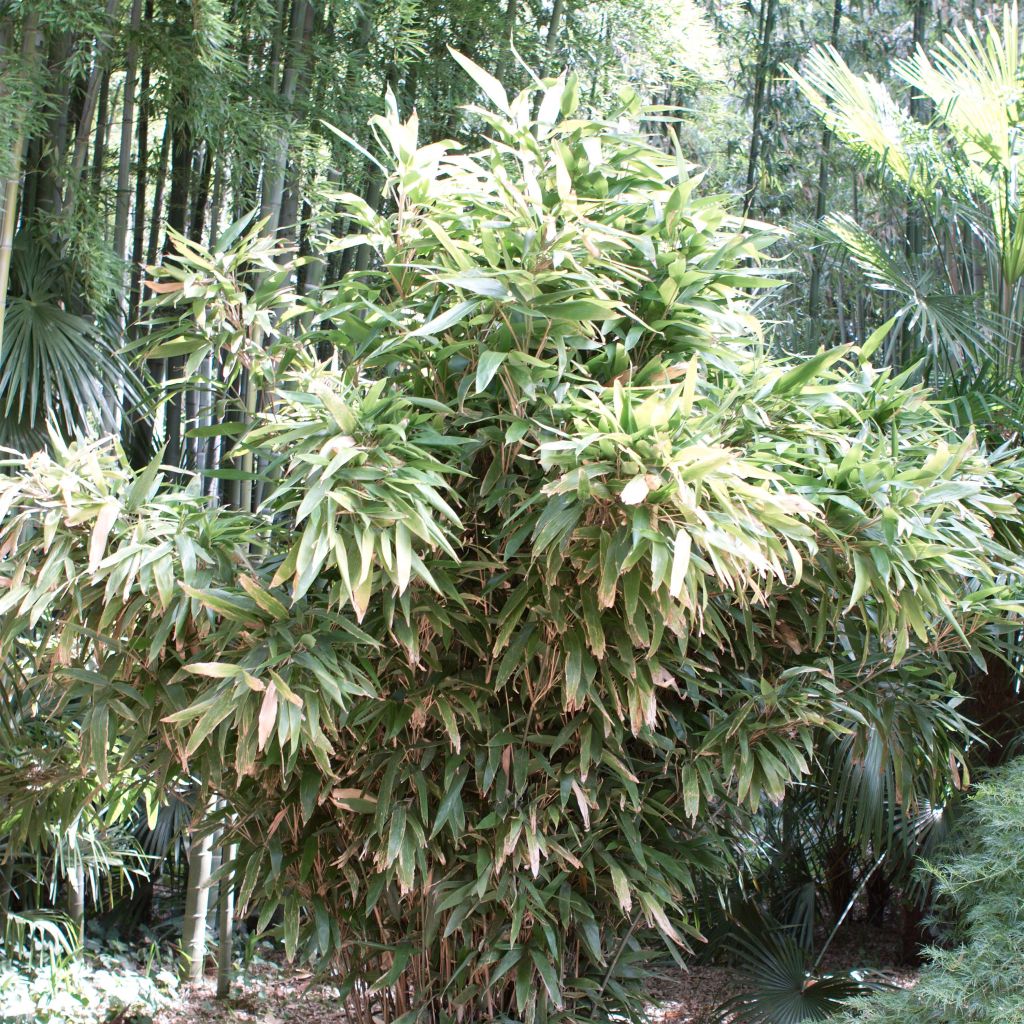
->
[1,64,1023,1022]
[0,239,134,452]
[793,6,1024,394]
[832,757,1024,1024]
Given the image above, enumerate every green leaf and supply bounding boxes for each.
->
[370,943,414,993]
[531,297,619,320]
[238,574,290,618]
[434,697,462,754]
[445,272,511,299]
[845,551,874,611]
[682,765,700,820]
[429,765,468,839]
[860,315,898,363]
[411,299,479,338]
[183,662,241,679]
[87,499,119,573]
[768,345,852,395]
[475,350,507,393]
[530,948,564,1008]
[669,530,692,598]
[181,584,257,622]
[395,522,412,592]
[186,691,237,756]
[185,421,250,438]
[609,863,632,913]
[447,49,511,114]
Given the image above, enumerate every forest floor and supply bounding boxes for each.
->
[147,925,917,1024]
[0,924,917,1023]
[649,925,919,1022]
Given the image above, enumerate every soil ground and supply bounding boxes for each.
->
[152,925,917,1024]
[648,924,918,1023]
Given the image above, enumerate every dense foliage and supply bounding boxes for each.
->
[5,1,1024,1022]
[0,0,718,452]
[794,5,1024,396]
[834,757,1024,1024]
[1,65,1023,1021]
[0,953,177,1023]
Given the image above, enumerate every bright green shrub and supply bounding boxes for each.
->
[1,65,1023,1022]
[0,955,177,1024]
[834,758,1024,1024]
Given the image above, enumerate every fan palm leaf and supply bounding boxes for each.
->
[793,12,1024,387]
[0,236,135,451]
[821,213,998,372]
[716,913,886,1024]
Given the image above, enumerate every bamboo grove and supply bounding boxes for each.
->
[0,0,708,460]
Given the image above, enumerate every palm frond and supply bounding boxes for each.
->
[0,235,137,451]
[716,912,886,1024]
[822,213,999,373]
[0,908,79,964]
[791,47,939,200]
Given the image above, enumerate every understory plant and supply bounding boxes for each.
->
[715,911,885,1024]
[794,5,1024,390]
[832,757,1024,1024]
[0,659,152,961]
[0,950,178,1024]
[1,61,1023,1023]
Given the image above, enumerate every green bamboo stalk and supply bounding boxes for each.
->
[180,805,216,982]
[215,839,238,998]
[0,10,41,346]
[68,861,86,948]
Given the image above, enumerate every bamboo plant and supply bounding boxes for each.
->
[1,64,1023,1022]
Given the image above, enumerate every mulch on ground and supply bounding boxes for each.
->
[154,925,918,1024]
[647,923,919,1023]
